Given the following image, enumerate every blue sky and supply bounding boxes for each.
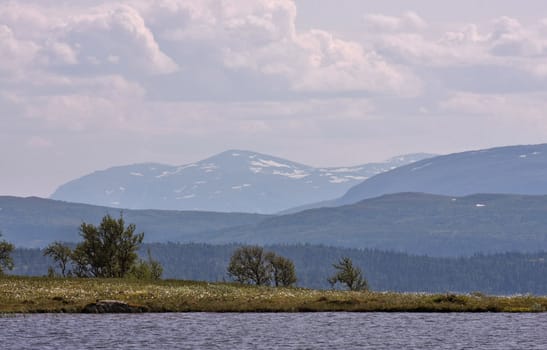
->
[2,0,547,197]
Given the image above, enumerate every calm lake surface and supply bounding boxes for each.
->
[2,313,545,349]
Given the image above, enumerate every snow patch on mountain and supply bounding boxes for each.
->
[200,163,218,172]
[273,170,310,179]
[249,167,262,174]
[329,176,350,184]
[157,164,197,178]
[411,162,433,172]
[344,175,367,180]
[328,167,364,173]
[232,184,251,190]
[251,159,292,168]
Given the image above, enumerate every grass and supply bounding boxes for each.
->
[1,275,547,313]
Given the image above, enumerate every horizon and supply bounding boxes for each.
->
[2,0,547,197]
[2,141,535,199]
[7,140,542,201]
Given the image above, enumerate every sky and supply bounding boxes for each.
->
[2,0,547,197]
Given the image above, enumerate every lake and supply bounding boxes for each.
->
[2,313,545,349]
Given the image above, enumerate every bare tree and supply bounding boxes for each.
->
[44,242,73,277]
[328,257,368,291]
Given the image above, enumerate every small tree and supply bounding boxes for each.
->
[266,252,297,287]
[72,213,144,278]
[0,232,14,275]
[44,242,73,277]
[227,246,271,286]
[129,248,163,280]
[228,246,297,287]
[328,257,368,291]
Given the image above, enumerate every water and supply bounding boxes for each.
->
[1,313,545,349]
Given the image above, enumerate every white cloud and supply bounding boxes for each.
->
[144,0,419,96]
[26,136,53,149]
[0,25,39,74]
[440,92,547,122]
[364,12,427,32]
[0,3,54,39]
[488,17,546,57]
[64,4,179,75]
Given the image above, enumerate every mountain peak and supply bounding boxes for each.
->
[50,149,433,214]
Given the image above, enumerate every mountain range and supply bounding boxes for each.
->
[5,192,547,256]
[50,150,433,214]
[0,196,268,248]
[300,143,547,210]
[6,142,547,256]
[205,192,547,256]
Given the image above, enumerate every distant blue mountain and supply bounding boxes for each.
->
[203,192,547,256]
[336,143,547,206]
[286,143,547,212]
[7,193,547,257]
[0,196,268,248]
[50,150,432,214]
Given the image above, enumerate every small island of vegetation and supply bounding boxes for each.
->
[2,215,547,314]
[2,276,547,314]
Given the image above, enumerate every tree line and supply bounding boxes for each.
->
[2,214,364,290]
[7,214,547,294]
[0,214,162,281]
[43,214,162,280]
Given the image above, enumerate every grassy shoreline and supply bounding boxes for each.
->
[2,276,547,313]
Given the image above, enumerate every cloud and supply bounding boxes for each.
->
[63,5,179,75]
[26,136,53,149]
[137,0,420,97]
[364,12,427,32]
[222,28,421,95]
[488,17,546,57]
[440,91,547,122]
[0,25,39,74]
[359,13,547,97]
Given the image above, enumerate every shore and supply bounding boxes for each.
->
[1,276,546,313]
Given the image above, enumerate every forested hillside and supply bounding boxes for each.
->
[12,243,547,295]
[206,193,547,256]
[8,193,547,256]
[0,196,268,247]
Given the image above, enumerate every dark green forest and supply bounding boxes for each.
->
[11,243,547,295]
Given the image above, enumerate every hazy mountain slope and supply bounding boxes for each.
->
[50,150,433,213]
[204,192,547,256]
[336,143,547,206]
[0,196,268,248]
[8,193,547,256]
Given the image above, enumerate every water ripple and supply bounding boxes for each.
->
[1,313,546,349]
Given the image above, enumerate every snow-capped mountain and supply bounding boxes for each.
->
[50,150,433,213]
[335,143,547,206]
